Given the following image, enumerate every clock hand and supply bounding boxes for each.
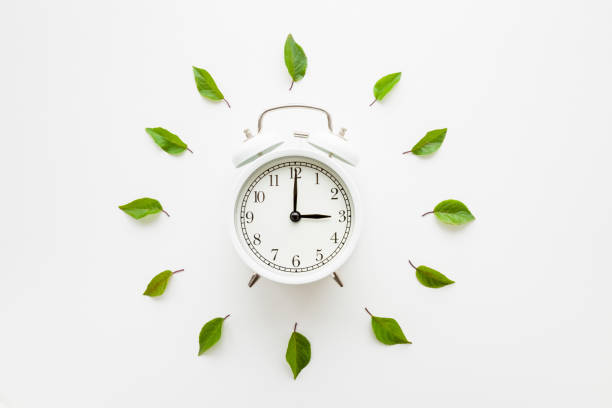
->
[293,168,298,213]
[289,168,301,222]
[300,214,331,219]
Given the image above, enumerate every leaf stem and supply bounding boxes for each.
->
[402,150,412,155]
[408,260,417,271]
[186,147,193,154]
[289,81,294,91]
[224,314,231,320]
[223,98,231,109]
[293,322,297,332]
[364,307,373,317]
[172,269,184,274]
[369,98,377,107]
[421,211,434,217]
[162,209,170,217]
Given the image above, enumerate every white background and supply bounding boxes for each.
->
[1,0,611,407]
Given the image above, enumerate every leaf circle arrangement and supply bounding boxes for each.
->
[118,33,476,380]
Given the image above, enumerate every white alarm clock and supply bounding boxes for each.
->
[230,105,361,285]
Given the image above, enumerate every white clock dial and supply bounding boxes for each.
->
[234,156,353,273]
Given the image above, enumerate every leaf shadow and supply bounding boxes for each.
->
[410,152,439,161]
[197,97,228,110]
[121,212,165,226]
[432,219,473,233]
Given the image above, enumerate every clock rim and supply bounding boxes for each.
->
[229,147,361,285]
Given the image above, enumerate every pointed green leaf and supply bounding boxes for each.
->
[198,316,228,355]
[143,269,183,297]
[146,127,191,155]
[410,261,454,288]
[428,199,475,225]
[408,128,447,156]
[372,72,401,103]
[285,324,311,379]
[284,34,307,88]
[366,308,411,345]
[192,66,229,107]
[143,270,173,297]
[118,197,168,219]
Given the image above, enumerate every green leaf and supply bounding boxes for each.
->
[371,72,401,105]
[285,323,311,379]
[146,127,192,155]
[406,128,447,156]
[365,308,411,345]
[409,261,454,288]
[192,66,230,107]
[284,34,307,89]
[198,315,229,355]
[424,199,475,225]
[143,269,183,297]
[118,197,168,219]
[143,270,172,297]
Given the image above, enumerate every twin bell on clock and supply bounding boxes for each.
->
[230,105,361,286]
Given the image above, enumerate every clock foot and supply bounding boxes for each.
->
[332,272,344,287]
[248,273,260,287]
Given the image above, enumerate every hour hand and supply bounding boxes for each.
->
[300,214,331,219]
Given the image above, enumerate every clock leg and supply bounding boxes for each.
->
[248,273,260,287]
[332,272,344,287]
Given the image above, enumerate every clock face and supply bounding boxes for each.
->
[234,156,353,274]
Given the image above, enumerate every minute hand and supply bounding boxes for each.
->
[293,169,298,212]
[300,214,331,219]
